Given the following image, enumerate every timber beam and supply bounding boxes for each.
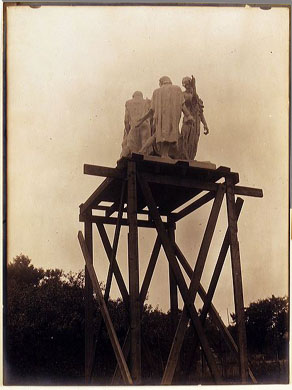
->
[78,231,133,385]
[127,161,141,383]
[111,236,162,384]
[79,213,169,229]
[234,185,263,198]
[87,183,125,381]
[84,164,126,179]
[174,240,257,384]
[172,191,215,222]
[225,176,249,382]
[141,172,263,197]
[105,200,120,217]
[80,177,115,215]
[96,223,129,306]
[140,172,219,192]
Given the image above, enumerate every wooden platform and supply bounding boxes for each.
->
[80,154,262,221]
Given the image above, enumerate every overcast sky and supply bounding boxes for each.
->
[7,5,289,323]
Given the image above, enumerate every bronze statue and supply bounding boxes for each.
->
[180,76,209,160]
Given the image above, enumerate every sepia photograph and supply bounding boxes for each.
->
[3,2,290,386]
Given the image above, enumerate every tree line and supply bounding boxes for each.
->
[4,254,288,385]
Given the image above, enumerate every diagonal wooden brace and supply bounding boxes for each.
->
[173,191,215,222]
[111,235,162,384]
[104,181,126,302]
[78,231,133,385]
[87,185,126,382]
[161,184,225,384]
[88,221,130,381]
[140,236,162,303]
[96,223,129,305]
[137,173,222,383]
[174,231,256,383]
[182,197,244,379]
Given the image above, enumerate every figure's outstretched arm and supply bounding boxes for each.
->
[135,108,154,128]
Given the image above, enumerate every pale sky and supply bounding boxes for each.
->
[7,5,289,324]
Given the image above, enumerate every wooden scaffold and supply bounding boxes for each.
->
[78,154,263,385]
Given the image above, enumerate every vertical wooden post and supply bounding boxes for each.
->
[127,161,141,383]
[84,216,94,383]
[168,221,179,380]
[225,176,248,383]
[112,236,162,384]
[168,222,178,338]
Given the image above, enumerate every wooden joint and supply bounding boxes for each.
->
[223,172,239,184]
[80,209,92,222]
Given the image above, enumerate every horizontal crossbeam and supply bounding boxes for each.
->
[84,164,125,179]
[141,172,219,192]
[234,185,263,198]
[140,172,263,198]
[80,214,167,228]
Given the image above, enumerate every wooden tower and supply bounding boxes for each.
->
[78,154,263,385]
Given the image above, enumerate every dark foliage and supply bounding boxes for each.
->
[4,255,289,385]
[6,254,85,384]
[229,295,288,359]
[228,295,289,384]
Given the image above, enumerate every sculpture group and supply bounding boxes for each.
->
[121,76,209,160]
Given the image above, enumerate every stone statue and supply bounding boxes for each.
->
[120,91,151,158]
[136,76,193,158]
[180,76,209,160]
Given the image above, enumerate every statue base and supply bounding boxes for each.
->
[137,153,216,170]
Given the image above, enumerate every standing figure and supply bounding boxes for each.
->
[120,91,151,158]
[180,76,209,160]
[136,76,193,158]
